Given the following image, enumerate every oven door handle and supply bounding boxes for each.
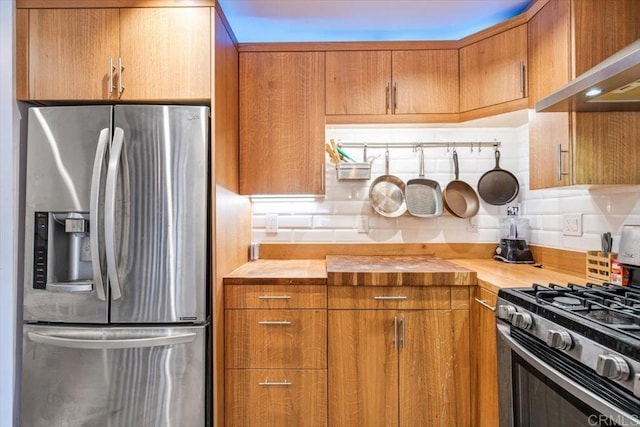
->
[497,322,640,427]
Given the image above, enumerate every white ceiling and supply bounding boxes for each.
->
[217,0,533,43]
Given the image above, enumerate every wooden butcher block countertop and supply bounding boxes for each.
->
[224,259,327,285]
[451,259,588,294]
[326,255,476,286]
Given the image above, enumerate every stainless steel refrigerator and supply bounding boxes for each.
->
[21,105,209,427]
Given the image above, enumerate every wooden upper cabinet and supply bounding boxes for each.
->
[326,50,390,115]
[28,9,119,100]
[392,50,459,114]
[528,0,640,189]
[119,8,210,100]
[21,7,210,101]
[460,24,527,112]
[239,51,325,195]
[325,49,459,116]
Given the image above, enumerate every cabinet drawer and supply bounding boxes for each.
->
[225,310,327,368]
[328,286,450,310]
[225,369,327,427]
[225,285,327,309]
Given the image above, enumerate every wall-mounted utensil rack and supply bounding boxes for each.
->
[337,140,500,153]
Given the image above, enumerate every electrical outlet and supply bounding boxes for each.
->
[355,215,369,233]
[562,214,582,236]
[265,214,278,233]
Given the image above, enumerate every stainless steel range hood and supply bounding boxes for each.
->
[536,39,640,112]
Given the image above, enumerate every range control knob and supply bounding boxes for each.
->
[546,330,573,350]
[496,305,516,321]
[512,312,533,330]
[596,355,630,381]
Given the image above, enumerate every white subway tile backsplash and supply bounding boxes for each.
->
[251,121,640,251]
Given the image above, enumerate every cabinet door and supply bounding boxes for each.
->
[527,0,572,189]
[392,50,459,114]
[28,9,119,100]
[328,310,398,427]
[119,8,211,100]
[470,289,499,427]
[240,51,325,195]
[399,310,468,427]
[460,25,527,111]
[326,51,391,115]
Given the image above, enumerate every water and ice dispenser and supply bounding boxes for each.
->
[33,212,94,291]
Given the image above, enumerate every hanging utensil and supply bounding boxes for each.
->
[477,148,519,205]
[405,146,443,217]
[442,149,480,218]
[368,149,407,217]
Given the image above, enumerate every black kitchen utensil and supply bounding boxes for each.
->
[443,149,480,218]
[477,149,519,206]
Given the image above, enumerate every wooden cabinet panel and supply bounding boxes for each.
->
[326,50,391,115]
[225,369,327,427]
[225,309,327,369]
[239,51,325,195]
[16,9,29,100]
[328,286,451,310]
[328,310,398,427]
[399,310,469,427]
[28,9,119,100]
[470,288,499,427]
[392,50,459,114]
[460,24,527,111]
[118,7,210,100]
[326,49,459,116]
[225,285,327,309]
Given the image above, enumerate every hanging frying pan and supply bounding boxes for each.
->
[443,149,479,218]
[369,149,406,217]
[406,146,443,217]
[477,149,519,205]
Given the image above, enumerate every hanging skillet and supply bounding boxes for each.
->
[477,148,519,205]
[369,149,407,217]
[443,149,479,218]
[406,146,443,217]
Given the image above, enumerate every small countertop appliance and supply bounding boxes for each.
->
[494,217,535,264]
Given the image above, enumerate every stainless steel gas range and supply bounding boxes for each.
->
[495,227,640,427]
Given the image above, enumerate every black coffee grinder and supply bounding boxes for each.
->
[494,217,535,264]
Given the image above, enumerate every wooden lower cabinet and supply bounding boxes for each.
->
[470,287,499,427]
[224,284,328,426]
[225,369,327,427]
[329,308,470,427]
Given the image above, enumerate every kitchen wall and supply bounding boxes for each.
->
[1,1,19,426]
[252,110,640,254]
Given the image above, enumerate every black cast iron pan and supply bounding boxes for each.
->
[477,149,519,206]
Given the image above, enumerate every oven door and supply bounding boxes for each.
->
[496,320,640,427]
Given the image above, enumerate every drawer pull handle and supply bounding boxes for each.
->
[258,295,292,300]
[258,320,292,325]
[259,380,291,386]
[474,298,496,312]
[374,296,407,300]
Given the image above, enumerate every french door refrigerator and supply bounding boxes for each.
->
[21,105,210,427]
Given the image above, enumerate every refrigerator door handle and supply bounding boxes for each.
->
[27,331,197,350]
[105,127,124,300]
[89,128,110,301]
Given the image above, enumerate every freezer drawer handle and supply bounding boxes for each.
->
[46,281,94,293]
[258,380,291,386]
[27,332,197,350]
[258,320,292,325]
